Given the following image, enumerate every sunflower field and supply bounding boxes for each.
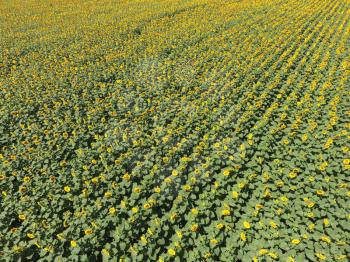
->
[0,0,350,261]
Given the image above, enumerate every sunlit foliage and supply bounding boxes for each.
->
[1,0,350,261]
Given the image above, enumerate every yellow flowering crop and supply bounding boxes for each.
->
[70,240,77,248]
[291,239,300,245]
[168,248,176,256]
[1,0,349,260]
[243,221,251,229]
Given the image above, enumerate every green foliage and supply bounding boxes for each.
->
[0,0,349,261]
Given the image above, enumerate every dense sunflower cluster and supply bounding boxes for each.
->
[1,0,350,261]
